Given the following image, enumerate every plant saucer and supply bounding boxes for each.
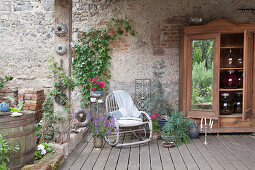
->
[162,141,175,148]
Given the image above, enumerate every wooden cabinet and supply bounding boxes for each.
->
[180,19,255,133]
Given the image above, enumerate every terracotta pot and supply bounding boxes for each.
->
[94,136,103,148]
[152,131,159,140]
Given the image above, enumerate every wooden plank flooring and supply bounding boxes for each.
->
[59,134,255,170]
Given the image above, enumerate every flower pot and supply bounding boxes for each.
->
[188,122,200,139]
[152,131,160,140]
[94,136,103,148]
[158,119,167,130]
[90,97,97,103]
[90,90,103,97]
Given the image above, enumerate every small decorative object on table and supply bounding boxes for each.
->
[151,114,160,139]
[200,118,213,145]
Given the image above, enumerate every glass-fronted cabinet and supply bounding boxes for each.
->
[179,19,255,133]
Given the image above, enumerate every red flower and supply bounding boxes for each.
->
[87,78,91,83]
[151,115,155,119]
[92,77,97,83]
[154,114,160,117]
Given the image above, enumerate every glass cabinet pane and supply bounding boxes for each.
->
[191,39,214,110]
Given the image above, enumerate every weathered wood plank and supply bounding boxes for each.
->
[92,143,112,170]
[224,135,255,159]
[59,136,92,170]
[127,138,140,170]
[231,135,255,155]
[169,146,187,170]
[158,141,175,170]
[69,139,94,170]
[215,135,255,169]
[185,141,212,170]
[209,135,248,170]
[139,142,150,170]
[178,143,199,170]
[199,136,237,170]
[238,135,255,149]
[149,140,162,170]
[116,135,131,170]
[81,142,104,170]
[192,138,224,170]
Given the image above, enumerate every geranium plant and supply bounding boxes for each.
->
[151,114,160,132]
[87,77,106,92]
[88,114,115,138]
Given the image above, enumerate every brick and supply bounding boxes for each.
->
[22,107,29,110]
[24,103,37,107]
[25,100,37,104]
[24,94,32,100]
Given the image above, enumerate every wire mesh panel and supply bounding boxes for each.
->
[135,79,151,112]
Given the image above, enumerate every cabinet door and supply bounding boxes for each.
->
[186,34,220,119]
[243,31,254,120]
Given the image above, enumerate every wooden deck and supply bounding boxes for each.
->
[59,134,255,170]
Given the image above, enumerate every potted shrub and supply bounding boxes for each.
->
[87,77,106,103]
[88,114,115,148]
[161,110,193,145]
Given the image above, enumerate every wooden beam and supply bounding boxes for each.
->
[54,0,72,141]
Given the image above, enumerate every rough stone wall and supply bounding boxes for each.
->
[0,0,54,89]
[1,0,255,109]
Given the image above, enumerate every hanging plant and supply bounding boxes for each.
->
[72,16,135,106]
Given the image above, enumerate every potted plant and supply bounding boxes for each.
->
[88,114,114,148]
[161,110,193,145]
[87,77,106,103]
[151,114,160,139]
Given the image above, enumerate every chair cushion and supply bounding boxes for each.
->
[111,107,129,120]
[118,119,147,127]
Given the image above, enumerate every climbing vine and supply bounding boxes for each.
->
[0,76,13,90]
[37,56,76,143]
[72,16,135,106]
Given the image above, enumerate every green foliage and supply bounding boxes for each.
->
[35,143,54,160]
[146,59,172,116]
[152,120,160,132]
[192,61,213,105]
[0,76,13,90]
[38,57,75,143]
[161,110,193,146]
[72,16,135,106]
[0,134,19,169]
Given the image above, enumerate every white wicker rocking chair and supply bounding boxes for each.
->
[105,90,152,147]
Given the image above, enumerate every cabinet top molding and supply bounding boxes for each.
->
[183,19,255,35]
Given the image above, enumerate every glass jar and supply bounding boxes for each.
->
[220,92,234,115]
[236,70,243,88]
[236,49,243,68]
[223,48,236,68]
[222,69,238,89]
[233,91,242,113]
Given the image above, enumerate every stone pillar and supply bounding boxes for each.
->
[54,0,72,142]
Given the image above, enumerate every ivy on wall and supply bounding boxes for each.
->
[72,16,135,106]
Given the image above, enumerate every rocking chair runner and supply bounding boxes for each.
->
[105,90,152,147]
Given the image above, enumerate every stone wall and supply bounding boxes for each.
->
[1,0,255,109]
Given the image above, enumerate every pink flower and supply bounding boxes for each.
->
[154,114,160,117]
[151,116,155,119]
[91,87,96,92]
[87,78,91,83]
[92,77,97,82]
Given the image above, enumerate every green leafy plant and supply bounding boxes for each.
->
[72,16,135,106]
[0,76,13,90]
[161,110,193,146]
[145,59,172,116]
[38,57,75,143]
[35,143,54,160]
[0,134,19,170]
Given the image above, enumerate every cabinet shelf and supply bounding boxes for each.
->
[220,68,243,70]
[219,88,243,91]
[220,46,243,49]
[219,114,242,118]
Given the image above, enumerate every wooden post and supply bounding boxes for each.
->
[54,0,72,142]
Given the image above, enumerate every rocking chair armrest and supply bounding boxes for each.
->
[138,111,151,122]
